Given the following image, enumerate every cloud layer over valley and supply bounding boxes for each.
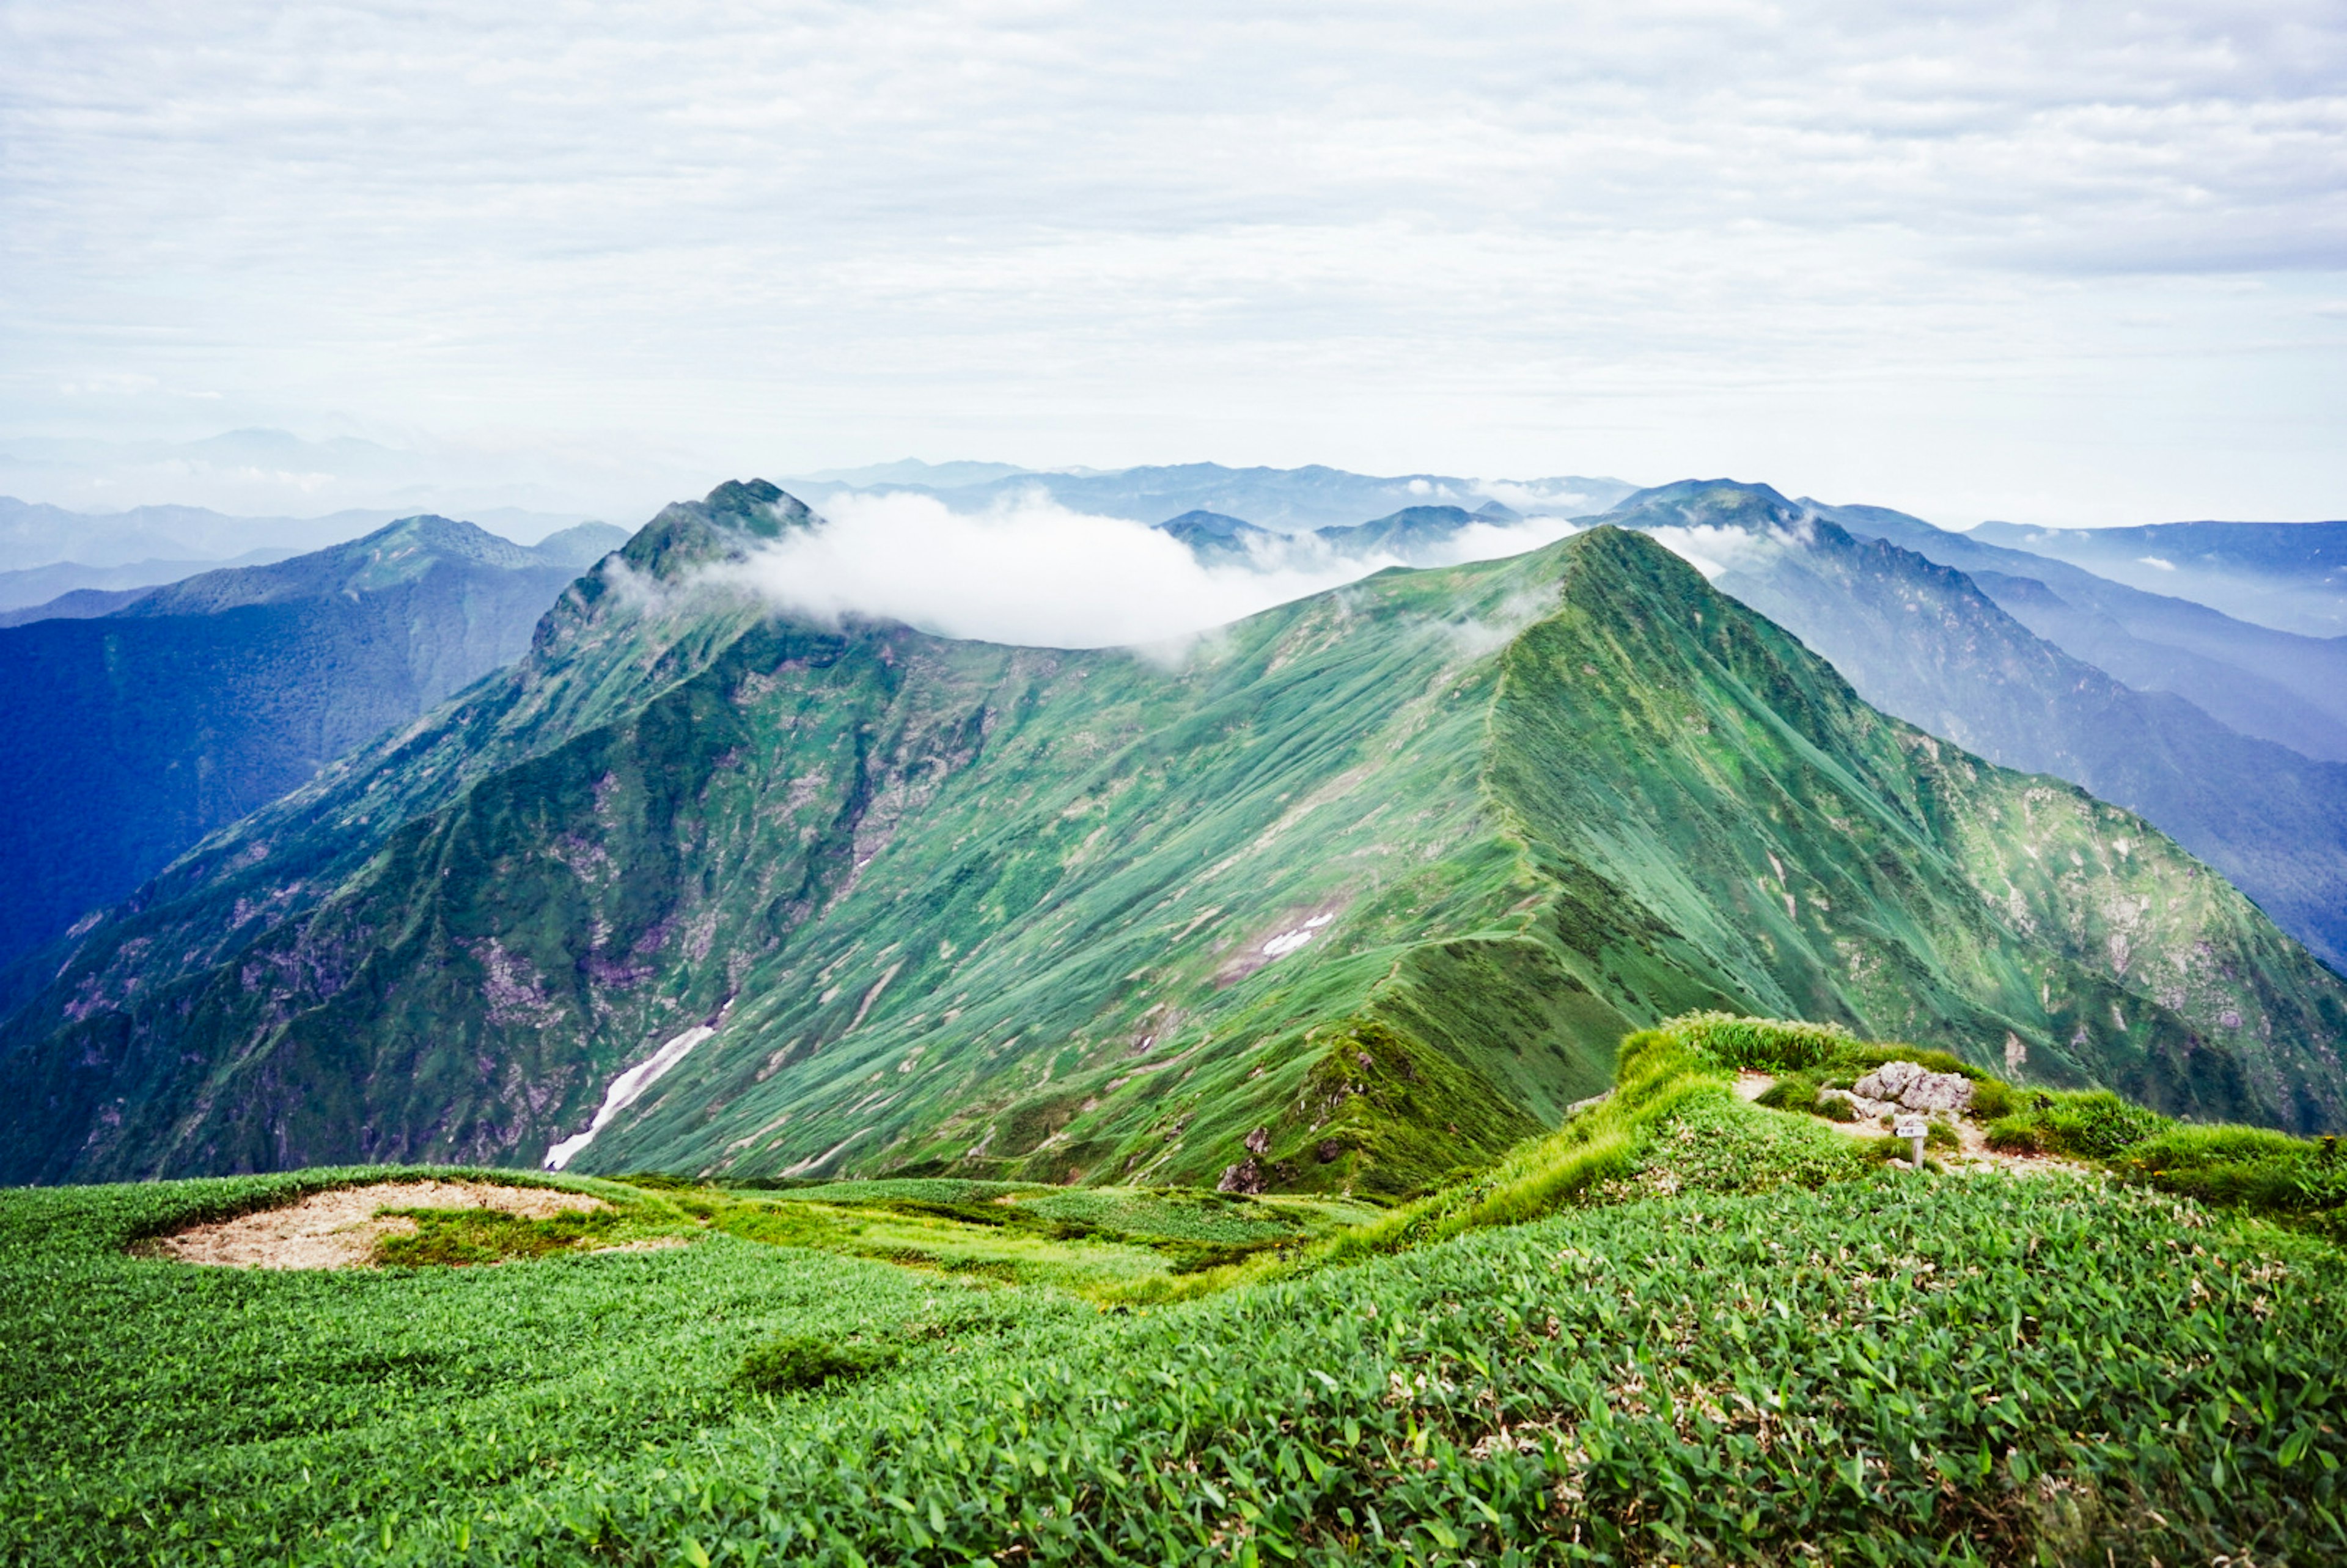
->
[714,491,1581,650]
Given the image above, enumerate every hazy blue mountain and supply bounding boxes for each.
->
[0,516,618,965]
[1969,518,2347,638]
[531,521,634,565]
[1312,505,1499,559]
[0,548,298,614]
[1160,502,1571,572]
[0,587,160,627]
[1593,481,2347,971]
[4,483,2339,1189]
[1815,502,2347,762]
[794,463,1636,532]
[0,493,603,574]
[1155,509,1280,561]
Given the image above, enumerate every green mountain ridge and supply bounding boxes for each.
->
[2,480,2340,1187]
[1601,480,2347,974]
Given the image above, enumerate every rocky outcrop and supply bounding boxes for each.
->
[1821,1060,1974,1124]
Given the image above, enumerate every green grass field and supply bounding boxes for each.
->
[9,1017,2347,1565]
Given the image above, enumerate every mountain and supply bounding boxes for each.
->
[0,516,625,966]
[1160,502,1567,572]
[0,492,604,574]
[1970,517,2347,638]
[792,463,1636,532]
[1313,504,1486,556]
[1813,502,2347,763]
[0,549,298,615]
[3,480,2338,1189]
[0,585,165,628]
[1594,480,2347,973]
[1153,509,1277,562]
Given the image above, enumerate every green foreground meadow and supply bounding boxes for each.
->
[9,1018,2347,1566]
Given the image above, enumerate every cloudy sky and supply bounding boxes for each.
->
[3,1,2343,525]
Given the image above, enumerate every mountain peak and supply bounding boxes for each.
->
[1604,478,1805,530]
[613,479,820,581]
[120,512,535,615]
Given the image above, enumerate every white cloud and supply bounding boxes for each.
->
[710,491,1579,650]
[714,491,1365,650]
[1642,523,1802,581]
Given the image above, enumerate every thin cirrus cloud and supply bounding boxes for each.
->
[0,1,2341,527]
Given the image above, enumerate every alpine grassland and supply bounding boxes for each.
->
[11,1015,2347,1565]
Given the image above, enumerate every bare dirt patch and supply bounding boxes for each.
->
[147,1181,609,1270]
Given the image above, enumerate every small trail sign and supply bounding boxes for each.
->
[1895,1113,1928,1169]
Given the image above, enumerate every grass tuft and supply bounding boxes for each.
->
[735,1334,898,1396]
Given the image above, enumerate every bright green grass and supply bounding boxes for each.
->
[13,1016,2347,1564]
[696,1178,1382,1294]
[0,1168,1092,1564]
[715,1195,1178,1291]
[734,1178,1057,1206]
[12,1167,2347,1564]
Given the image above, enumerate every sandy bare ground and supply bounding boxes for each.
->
[1732,1071,2081,1175]
[148,1180,609,1270]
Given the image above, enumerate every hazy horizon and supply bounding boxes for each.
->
[5,3,2343,530]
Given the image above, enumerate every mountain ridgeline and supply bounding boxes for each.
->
[0,515,624,964]
[1,480,2339,1189]
[1582,480,2347,976]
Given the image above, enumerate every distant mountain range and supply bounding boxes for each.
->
[1969,518,2347,638]
[1156,501,1546,570]
[0,516,623,965]
[0,549,301,623]
[0,493,601,578]
[2,479,2339,1189]
[785,461,1634,532]
[1815,504,2347,761]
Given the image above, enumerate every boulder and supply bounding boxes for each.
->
[1851,1060,1974,1115]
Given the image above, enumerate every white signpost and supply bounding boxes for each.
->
[1895,1113,1928,1170]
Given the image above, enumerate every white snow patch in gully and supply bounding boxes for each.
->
[1260,912,1335,959]
[544,1024,716,1170]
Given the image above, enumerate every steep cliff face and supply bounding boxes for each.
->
[0,515,626,965]
[3,492,2341,1190]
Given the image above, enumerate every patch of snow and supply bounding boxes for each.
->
[543,1024,716,1170]
[1260,913,1335,960]
[2137,555,2176,571]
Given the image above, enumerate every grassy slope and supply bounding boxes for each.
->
[1609,477,2347,978]
[10,1020,2347,1565]
[6,518,2346,1187]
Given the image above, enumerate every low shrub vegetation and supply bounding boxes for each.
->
[10,1017,2347,1564]
[735,1334,898,1395]
[372,1205,626,1267]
